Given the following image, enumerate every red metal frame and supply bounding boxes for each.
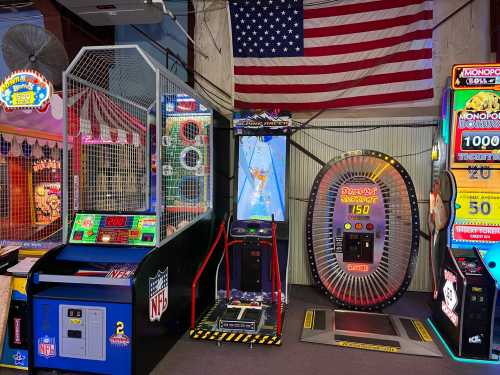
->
[191,221,226,328]
[191,219,283,336]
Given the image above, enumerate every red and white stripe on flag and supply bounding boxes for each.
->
[231,0,434,111]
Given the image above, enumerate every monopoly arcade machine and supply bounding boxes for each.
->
[26,46,216,374]
[190,110,290,346]
[431,64,500,361]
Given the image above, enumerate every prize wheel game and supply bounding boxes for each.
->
[306,150,420,310]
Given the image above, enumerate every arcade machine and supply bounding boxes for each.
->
[0,70,63,371]
[430,64,500,361]
[26,46,217,374]
[190,110,290,346]
[303,150,441,357]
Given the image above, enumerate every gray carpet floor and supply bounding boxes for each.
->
[150,285,493,375]
[1,285,496,374]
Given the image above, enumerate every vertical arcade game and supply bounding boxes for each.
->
[190,110,290,346]
[431,64,500,361]
[27,46,216,374]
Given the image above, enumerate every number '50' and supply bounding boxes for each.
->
[469,201,491,215]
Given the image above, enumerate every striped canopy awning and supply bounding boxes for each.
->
[0,131,61,159]
[67,88,146,146]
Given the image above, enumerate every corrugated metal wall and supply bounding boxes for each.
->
[288,118,436,292]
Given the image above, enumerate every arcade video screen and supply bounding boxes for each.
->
[237,135,286,221]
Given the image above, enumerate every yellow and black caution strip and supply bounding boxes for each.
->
[336,340,400,353]
[197,304,220,326]
[303,309,314,329]
[190,329,282,346]
[412,319,433,342]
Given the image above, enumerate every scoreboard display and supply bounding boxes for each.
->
[452,90,500,163]
[70,213,157,246]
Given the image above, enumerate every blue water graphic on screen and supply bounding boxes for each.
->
[237,136,286,221]
[481,247,500,286]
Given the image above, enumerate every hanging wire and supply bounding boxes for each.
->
[201,0,223,54]
[301,131,346,153]
[320,126,382,134]
[393,148,433,158]
[300,129,433,158]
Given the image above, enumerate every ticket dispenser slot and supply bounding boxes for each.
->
[59,305,106,361]
[342,232,374,263]
[8,300,28,349]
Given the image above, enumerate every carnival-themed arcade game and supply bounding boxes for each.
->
[0,71,62,246]
[431,64,500,361]
[0,70,62,371]
[190,111,290,346]
[27,46,216,374]
[303,150,441,357]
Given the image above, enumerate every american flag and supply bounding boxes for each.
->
[229,0,433,111]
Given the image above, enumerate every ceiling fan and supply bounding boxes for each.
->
[1,23,69,87]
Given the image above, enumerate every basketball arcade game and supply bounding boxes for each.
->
[431,64,500,361]
[190,110,290,346]
[26,46,217,374]
[303,150,441,357]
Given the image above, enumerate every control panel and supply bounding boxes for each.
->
[332,181,385,274]
[230,220,272,239]
[59,305,106,361]
[451,249,496,358]
[70,214,157,246]
[456,255,485,276]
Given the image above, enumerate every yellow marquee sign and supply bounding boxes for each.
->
[0,70,52,110]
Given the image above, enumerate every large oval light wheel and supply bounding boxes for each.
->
[306,150,420,311]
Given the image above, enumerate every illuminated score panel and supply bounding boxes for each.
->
[451,88,500,166]
[452,189,500,244]
[70,213,157,246]
[451,169,500,246]
[454,124,500,163]
[348,204,371,215]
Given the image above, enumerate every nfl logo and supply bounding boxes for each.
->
[149,268,168,322]
[38,335,56,358]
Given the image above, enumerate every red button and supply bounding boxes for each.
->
[366,223,374,230]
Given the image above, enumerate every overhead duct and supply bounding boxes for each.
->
[54,0,164,26]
